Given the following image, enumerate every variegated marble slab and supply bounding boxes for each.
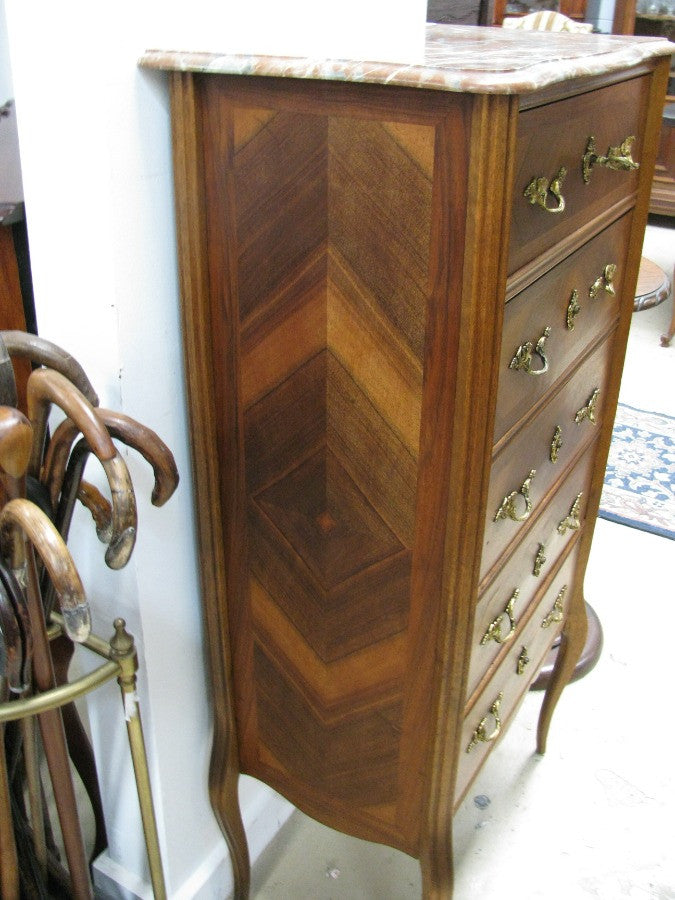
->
[140,24,673,95]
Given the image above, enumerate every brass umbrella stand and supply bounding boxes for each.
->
[0,611,167,899]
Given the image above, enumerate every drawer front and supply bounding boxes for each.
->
[496,213,631,445]
[457,553,578,805]
[485,334,611,575]
[468,537,580,704]
[509,76,649,276]
[480,436,596,584]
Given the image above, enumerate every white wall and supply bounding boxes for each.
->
[3,1,424,896]
[0,0,12,101]
[585,0,617,33]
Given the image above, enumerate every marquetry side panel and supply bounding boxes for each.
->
[199,78,453,850]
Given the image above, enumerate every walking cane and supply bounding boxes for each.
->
[0,498,93,898]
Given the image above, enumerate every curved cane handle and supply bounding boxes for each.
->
[467,692,504,752]
[509,326,551,377]
[494,469,536,523]
[524,166,566,213]
[583,135,639,184]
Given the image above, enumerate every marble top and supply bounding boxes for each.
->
[140,24,673,95]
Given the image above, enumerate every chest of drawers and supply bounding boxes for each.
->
[141,25,672,898]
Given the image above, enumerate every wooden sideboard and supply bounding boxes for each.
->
[141,26,672,898]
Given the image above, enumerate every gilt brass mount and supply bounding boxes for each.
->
[481,589,519,646]
[582,135,639,184]
[575,388,600,425]
[517,646,530,675]
[510,326,551,377]
[467,692,504,753]
[550,425,563,463]
[566,289,581,330]
[557,493,583,535]
[494,469,537,523]
[533,543,547,577]
[524,166,567,213]
[542,585,567,628]
[589,263,617,299]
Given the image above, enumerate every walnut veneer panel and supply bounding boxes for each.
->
[481,334,613,579]
[200,80,455,852]
[509,75,649,276]
[495,212,632,445]
[457,540,580,803]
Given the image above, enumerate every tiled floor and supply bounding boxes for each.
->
[250,217,675,899]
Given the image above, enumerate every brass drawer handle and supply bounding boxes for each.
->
[524,167,566,213]
[582,135,639,184]
[542,585,567,628]
[589,263,617,299]
[566,289,581,330]
[494,469,536,523]
[557,493,583,535]
[517,646,530,675]
[481,589,519,646]
[467,692,504,753]
[509,326,551,376]
[575,389,600,425]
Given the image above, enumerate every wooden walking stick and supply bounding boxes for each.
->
[26,368,137,569]
[0,499,93,898]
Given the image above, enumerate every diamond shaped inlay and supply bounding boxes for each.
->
[255,448,403,590]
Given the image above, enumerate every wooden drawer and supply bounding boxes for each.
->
[457,552,577,805]
[480,436,596,583]
[509,76,649,276]
[468,536,580,705]
[496,213,631,445]
[485,334,611,575]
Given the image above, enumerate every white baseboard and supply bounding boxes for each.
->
[93,787,294,899]
[92,852,153,900]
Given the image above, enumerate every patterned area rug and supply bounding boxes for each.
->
[599,403,675,540]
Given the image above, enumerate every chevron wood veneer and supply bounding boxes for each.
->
[160,44,670,897]
[235,106,432,849]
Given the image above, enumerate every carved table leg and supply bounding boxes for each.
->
[537,589,588,755]
[420,829,454,900]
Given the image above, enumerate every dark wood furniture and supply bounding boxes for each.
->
[635,15,675,215]
[142,28,672,898]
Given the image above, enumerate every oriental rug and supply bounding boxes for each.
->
[598,403,675,541]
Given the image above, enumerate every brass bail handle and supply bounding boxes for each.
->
[510,326,552,377]
[582,135,640,184]
[467,692,504,752]
[495,469,537,523]
[524,166,566,213]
